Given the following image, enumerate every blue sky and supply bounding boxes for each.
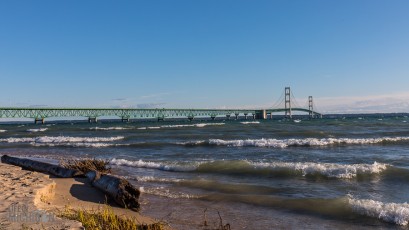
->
[0,1,408,113]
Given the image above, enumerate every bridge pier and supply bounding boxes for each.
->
[88,117,98,123]
[235,113,239,120]
[252,114,256,120]
[269,113,273,119]
[255,110,267,120]
[244,113,248,120]
[34,118,44,124]
[211,115,216,120]
[121,117,130,122]
[158,116,164,121]
[188,116,194,121]
[226,114,231,120]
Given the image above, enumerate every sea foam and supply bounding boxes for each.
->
[141,187,198,199]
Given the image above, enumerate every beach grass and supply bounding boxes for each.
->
[59,204,165,230]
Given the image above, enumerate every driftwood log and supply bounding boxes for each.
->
[1,155,83,178]
[1,155,140,211]
[86,171,140,211]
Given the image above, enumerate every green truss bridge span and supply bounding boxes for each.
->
[0,87,322,124]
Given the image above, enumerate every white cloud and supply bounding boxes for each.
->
[314,92,409,114]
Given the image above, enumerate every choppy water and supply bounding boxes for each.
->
[1,117,409,229]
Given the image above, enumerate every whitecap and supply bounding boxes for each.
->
[177,140,207,145]
[161,123,225,128]
[0,136,124,143]
[109,158,196,172]
[31,142,114,148]
[160,124,195,128]
[27,128,48,132]
[253,161,388,179]
[205,136,409,148]
[194,123,225,127]
[136,126,160,130]
[109,158,388,179]
[90,127,132,130]
[240,121,260,125]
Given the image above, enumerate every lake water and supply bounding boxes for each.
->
[1,116,409,229]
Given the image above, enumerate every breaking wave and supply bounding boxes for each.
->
[27,128,48,132]
[136,123,225,130]
[196,160,388,179]
[240,121,260,124]
[181,136,409,148]
[90,127,132,130]
[109,159,389,179]
[109,158,196,172]
[0,136,124,143]
[31,142,116,148]
[201,194,409,226]
[0,136,124,148]
[162,123,225,128]
[137,126,161,130]
[0,130,6,132]
[251,161,388,179]
[348,196,409,225]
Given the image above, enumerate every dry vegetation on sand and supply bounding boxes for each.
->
[59,204,165,230]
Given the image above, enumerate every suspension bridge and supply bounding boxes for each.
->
[0,87,322,124]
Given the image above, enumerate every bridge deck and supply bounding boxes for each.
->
[0,107,322,120]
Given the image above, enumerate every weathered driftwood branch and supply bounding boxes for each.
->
[1,155,83,178]
[86,171,140,211]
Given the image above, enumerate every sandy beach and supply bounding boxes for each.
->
[0,162,158,230]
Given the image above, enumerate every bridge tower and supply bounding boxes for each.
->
[308,96,313,118]
[285,87,292,119]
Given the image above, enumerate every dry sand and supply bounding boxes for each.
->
[0,162,159,230]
